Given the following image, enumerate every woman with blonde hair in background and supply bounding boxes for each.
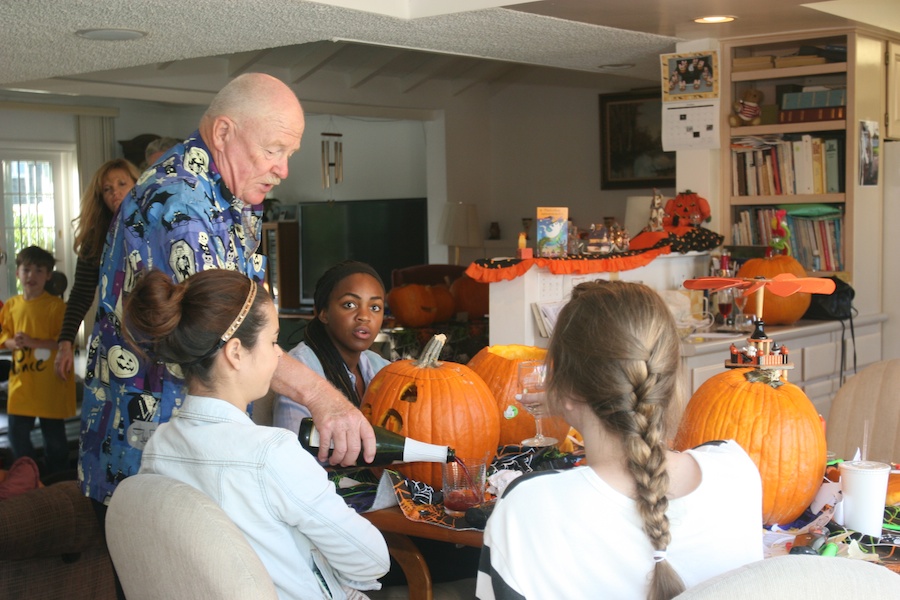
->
[54,158,140,380]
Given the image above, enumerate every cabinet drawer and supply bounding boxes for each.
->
[846,331,882,369]
[802,341,838,381]
[802,379,838,417]
[690,363,727,395]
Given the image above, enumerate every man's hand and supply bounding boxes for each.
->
[270,354,376,466]
[55,340,74,381]
[307,400,376,466]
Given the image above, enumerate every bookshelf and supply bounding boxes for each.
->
[720,30,885,292]
[261,221,300,310]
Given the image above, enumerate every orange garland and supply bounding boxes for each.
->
[465,246,671,283]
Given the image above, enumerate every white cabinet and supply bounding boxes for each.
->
[682,315,885,416]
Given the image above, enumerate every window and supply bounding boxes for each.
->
[0,143,77,299]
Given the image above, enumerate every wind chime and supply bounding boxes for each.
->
[321,131,343,188]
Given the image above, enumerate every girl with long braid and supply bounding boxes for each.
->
[477,281,762,600]
[274,261,389,435]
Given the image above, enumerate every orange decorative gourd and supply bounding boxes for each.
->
[674,368,827,526]
[450,275,489,319]
[362,335,500,488]
[736,255,811,325]
[467,344,571,447]
[386,284,437,327]
[430,284,456,323]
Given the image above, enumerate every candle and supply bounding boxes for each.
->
[518,232,526,250]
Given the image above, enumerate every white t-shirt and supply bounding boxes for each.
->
[476,440,763,599]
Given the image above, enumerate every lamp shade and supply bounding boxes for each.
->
[438,202,481,247]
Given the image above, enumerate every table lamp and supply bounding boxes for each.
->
[439,202,481,265]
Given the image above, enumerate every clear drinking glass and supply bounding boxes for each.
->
[516,360,558,447]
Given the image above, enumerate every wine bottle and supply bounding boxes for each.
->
[297,418,455,466]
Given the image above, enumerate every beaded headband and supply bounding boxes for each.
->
[221,281,258,343]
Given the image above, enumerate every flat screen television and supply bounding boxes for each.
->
[297,198,429,307]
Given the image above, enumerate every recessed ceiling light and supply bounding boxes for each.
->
[75,28,147,41]
[694,15,736,24]
[597,63,635,71]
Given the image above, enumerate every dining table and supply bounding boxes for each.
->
[362,506,484,600]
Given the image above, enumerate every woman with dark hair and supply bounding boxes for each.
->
[54,158,140,380]
[126,268,389,599]
[274,260,389,434]
[477,281,762,600]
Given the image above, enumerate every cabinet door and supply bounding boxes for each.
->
[888,41,900,139]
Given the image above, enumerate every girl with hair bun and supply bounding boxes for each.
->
[476,281,762,600]
[125,269,389,600]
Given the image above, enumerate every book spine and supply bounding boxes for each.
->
[778,106,846,124]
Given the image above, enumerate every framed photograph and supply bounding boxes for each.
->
[599,91,675,190]
[660,51,719,102]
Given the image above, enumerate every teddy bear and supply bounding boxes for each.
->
[729,88,764,127]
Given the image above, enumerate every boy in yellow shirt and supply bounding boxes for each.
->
[0,246,76,475]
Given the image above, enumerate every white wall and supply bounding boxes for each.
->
[0,75,679,270]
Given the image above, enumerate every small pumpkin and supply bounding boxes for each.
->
[736,255,811,325]
[450,275,489,319]
[386,284,437,327]
[430,284,456,323]
[674,368,827,526]
[467,344,571,447]
[664,189,710,227]
[362,335,500,488]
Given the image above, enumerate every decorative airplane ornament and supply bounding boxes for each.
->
[683,273,835,322]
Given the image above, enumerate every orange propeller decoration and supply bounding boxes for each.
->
[683,273,836,322]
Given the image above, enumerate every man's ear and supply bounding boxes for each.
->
[209,116,234,152]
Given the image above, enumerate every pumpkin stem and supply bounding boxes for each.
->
[744,368,785,388]
[413,334,447,368]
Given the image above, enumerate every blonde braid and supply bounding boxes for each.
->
[546,281,687,600]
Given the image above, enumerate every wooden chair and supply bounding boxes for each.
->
[826,358,900,463]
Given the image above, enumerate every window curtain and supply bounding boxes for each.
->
[76,115,115,188]
[74,115,115,348]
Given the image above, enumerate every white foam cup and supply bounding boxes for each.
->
[839,461,890,537]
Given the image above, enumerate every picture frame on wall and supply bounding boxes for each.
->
[599,91,675,190]
[660,51,719,102]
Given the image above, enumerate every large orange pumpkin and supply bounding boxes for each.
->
[736,255,811,325]
[430,284,456,323]
[387,284,437,327]
[467,344,571,447]
[450,275,489,319]
[674,368,827,526]
[361,335,500,487]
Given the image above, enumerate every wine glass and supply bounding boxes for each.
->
[516,360,558,447]
[716,288,734,329]
[733,290,751,332]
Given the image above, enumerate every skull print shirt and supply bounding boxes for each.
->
[78,131,267,504]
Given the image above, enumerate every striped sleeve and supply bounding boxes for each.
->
[57,256,99,343]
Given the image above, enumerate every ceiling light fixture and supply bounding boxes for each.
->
[693,15,736,24]
[597,63,635,71]
[75,28,147,41]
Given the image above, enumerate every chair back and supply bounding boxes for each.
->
[674,555,898,598]
[106,473,278,600]
[390,264,466,288]
[826,358,900,463]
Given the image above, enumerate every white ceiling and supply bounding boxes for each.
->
[1,0,897,105]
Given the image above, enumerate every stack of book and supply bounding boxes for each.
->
[733,55,774,72]
[731,134,843,197]
[774,55,827,68]
[779,88,846,123]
